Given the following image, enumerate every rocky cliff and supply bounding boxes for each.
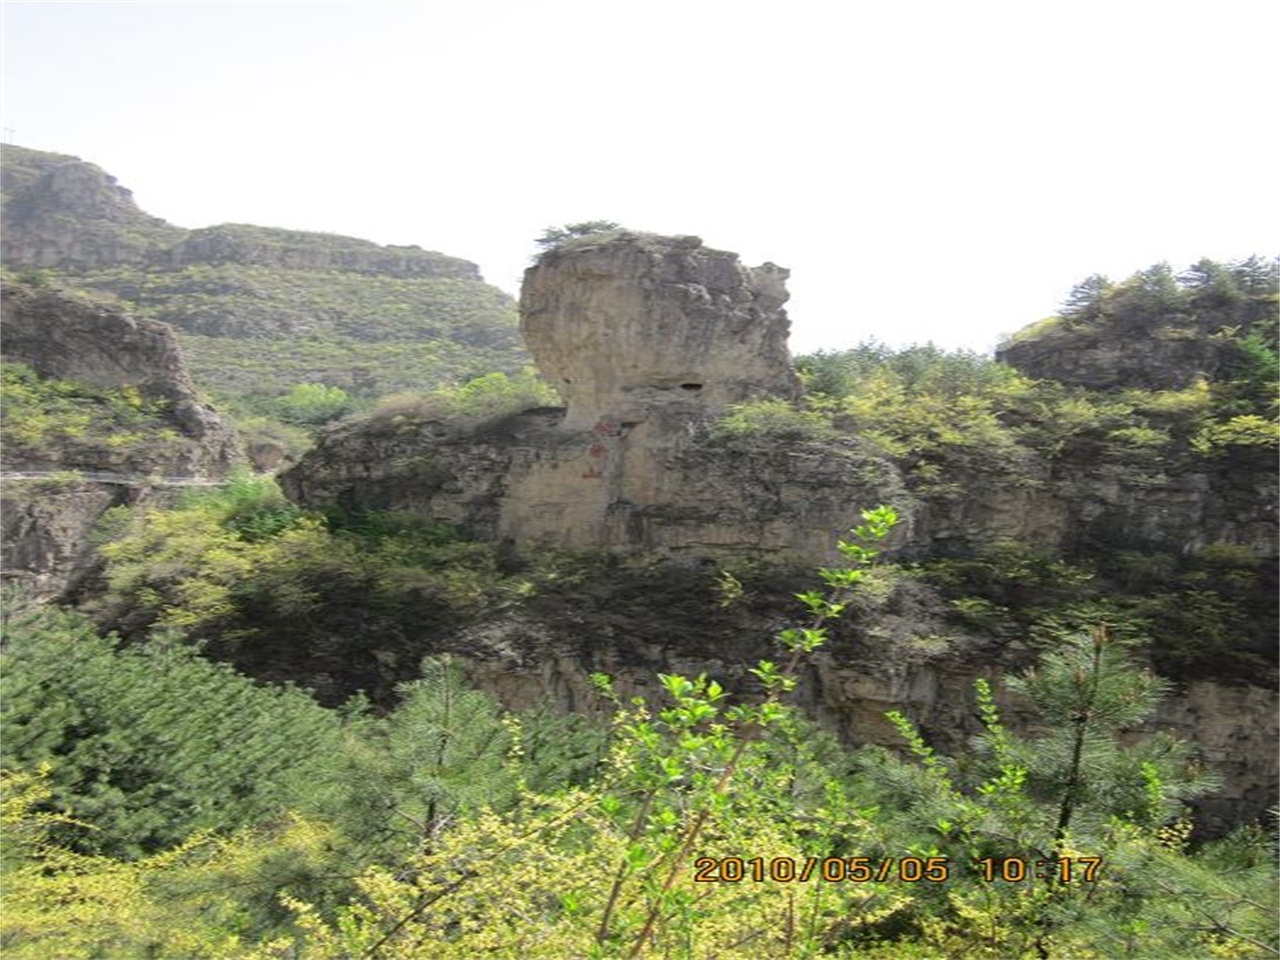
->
[285,236,1277,565]
[523,232,798,428]
[996,260,1277,391]
[1,281,240,473]
[285,234,885,555]
[998,320,1231,392]
[1,279,241,598]
[0,145,182,268]
[283,402,905,556]
[163,224,479,280]
[279,235,1276,829]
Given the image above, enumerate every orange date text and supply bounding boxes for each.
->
[693,856,952,883]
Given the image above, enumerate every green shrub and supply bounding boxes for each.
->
[0,599,343,858]
[369,368,560,424]
[260,382,356,426]
[0,361,183,466]
[534,220,622,251]
[89,478,532,702]
[711,397,839,441]
[1191,414,1279,455]
[67,262,528,401]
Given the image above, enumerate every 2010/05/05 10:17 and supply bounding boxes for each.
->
[692,856,1104,884]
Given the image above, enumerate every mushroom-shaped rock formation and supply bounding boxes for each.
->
[283,232,896,556]
[522,232,799,429]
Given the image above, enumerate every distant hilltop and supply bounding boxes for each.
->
[0,144,479,280]
[0,144,526,400]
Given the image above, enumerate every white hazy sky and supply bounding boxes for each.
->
[3,0,1278,355]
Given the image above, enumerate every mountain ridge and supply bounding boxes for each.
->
[1,143,478,279]
[0,143,528,401]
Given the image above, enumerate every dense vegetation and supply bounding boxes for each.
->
[34,260,532,466]
[83,472,522,699]
[2,511,1274,957]
[711,257,1279,683]
[1006,256,1279,349]
[64,263,527,401]
[0,144,186,263]
[0,264,547,468]
[2,144,528,411]
[3,143,533,465]
[1,359,183,471]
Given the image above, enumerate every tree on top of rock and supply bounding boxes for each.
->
[534,221,622,251]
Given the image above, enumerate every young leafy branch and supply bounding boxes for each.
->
[591,506,900,956]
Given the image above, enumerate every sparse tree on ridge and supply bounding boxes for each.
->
[534,220,622,250]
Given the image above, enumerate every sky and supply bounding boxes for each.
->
[2,0,1278,355]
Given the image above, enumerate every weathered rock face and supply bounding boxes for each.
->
[499,234,810,549]
[995,283,1274,392]
[279,233,1277,829]
[997,323,1231,391]
[284,405,905,557]
[0,482,137,600]
[989,283,1278,557]
[286,233,1278,564]
[1061,463,1277,556]
[0,282,241,473]
[1,281,241,598]
[285,234,883,557]
[164,224,480,280]
[0,144,183,268]
[522,233,798,428]
[911,460,1278,560]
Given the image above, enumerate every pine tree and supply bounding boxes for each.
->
[995,625,1218,846]
[1105,262,1186,327]
[1060,273,1113,325]
[878,624,1254,959]
[534,220,622,250]
[303,657,520,859]
[0,596,343,857]
[1178,257,1244,310]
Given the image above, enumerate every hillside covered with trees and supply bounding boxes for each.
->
[1,144,530,463]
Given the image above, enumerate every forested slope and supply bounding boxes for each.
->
[2,513,1275,958]
[1,144,529,410]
